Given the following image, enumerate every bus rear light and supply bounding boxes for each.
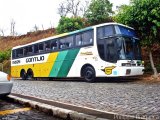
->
[126,69,131,75]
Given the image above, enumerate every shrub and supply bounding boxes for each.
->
[0,50,11,63]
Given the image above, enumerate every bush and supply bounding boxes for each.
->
[56,17,85,34]
[0,50,11,63]
[157,64,160,73]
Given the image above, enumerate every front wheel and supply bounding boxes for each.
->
[83,66,96,82]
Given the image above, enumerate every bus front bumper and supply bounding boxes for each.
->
[97,66,144,77]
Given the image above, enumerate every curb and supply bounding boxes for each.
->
[8,94,145,120]
[8,95,108,120]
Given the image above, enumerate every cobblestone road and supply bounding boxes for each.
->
[12,78,160,119]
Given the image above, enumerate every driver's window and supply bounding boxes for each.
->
[106,38,117,63]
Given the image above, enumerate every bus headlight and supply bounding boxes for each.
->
[122,63,131,67]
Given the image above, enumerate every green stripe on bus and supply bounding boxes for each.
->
[49,48,80,77]
[49,50,68,77]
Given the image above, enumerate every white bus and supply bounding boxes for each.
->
[11,23,144,82]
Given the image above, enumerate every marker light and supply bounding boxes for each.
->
[7,75,11,81]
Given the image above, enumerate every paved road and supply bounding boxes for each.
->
[0,98,63,120]
[12,78,160,119]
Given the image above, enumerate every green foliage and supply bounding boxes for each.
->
[144,63,160,73]
[85,0,113,25]
[157,64,160,73]
[115,0,160,76]
[114,0,160,47]
[0,50,11,63]
[56,17,85,34]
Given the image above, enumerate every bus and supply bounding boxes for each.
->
[11,22,144,82]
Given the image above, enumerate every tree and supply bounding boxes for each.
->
[84,0,113,25]
[33,24,39,32]
[114,0,160,77]
[10,19,16,36]
[56,17,85,34]
[0,29,4,36]
[58,0,90,17]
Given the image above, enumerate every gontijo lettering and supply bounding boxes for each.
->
[26,56,44,63]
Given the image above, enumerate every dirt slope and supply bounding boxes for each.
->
[0,28,55,52]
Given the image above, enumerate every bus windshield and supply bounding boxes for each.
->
[97,25,142,63]
[116,36,141,60]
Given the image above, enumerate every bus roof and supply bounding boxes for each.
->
[12,22,134,50]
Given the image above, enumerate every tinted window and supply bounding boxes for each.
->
[59,38,66,49]
[34,44,38,53]
[16,48,23,57]
[97,27,103,39]
[82,30,93,45]
[27,46,33,55]
[66,36,74,48]
[51,39,58,50]
[106,38,117,62]
[12,50,16,59]
[115,25,136,37]
[75,34,82,46]
[97,44,105,60]
[45,41,51,51]
[38,43,44,53]
[104,26,114,37]
[23,47,28,56]
[97,25,114,39]
[59,36,74,49]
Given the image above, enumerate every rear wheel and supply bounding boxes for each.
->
[27,69,34,80]
[83,66,95,82]
[20,70,27,80]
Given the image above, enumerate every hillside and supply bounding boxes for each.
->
[0,28,56,52]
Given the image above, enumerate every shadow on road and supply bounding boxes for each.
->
[17,76,142,83]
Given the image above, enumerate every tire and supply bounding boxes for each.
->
[83,66,96,82]
[20,70,27,80]
[27,69,34,80]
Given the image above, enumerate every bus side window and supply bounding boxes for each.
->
[51,39,58,50]
[23,47,28,56]
[45,41,51,51]
[66,35,74,48]
[38,43,44,53]
[17,48,23,58]
[12,50,16,59]
[34,44,38,53]
[59,38,66,49]
[82,30,93,45]
[75,34,82,46]
[27,46,33,55]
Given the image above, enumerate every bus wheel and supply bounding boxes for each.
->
[83,66,95,82]
[20,70,27,80]
[27,69,34,80]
